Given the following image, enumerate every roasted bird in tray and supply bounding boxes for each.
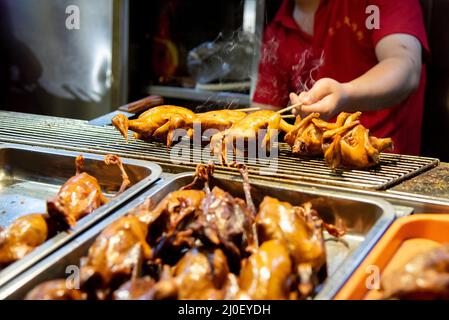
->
[0,214,56,268]
[0,154,129,269]
[381,244,449,300]
[25,163,344,300]
[48,154,130,227]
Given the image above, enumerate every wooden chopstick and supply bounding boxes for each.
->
[277,103,302,114]
[234,107,261,113]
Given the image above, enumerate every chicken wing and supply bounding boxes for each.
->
[112,105,196,146]
[284,113,323,156]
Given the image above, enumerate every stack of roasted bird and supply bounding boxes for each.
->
[25,163,344,300]
[0,155,130,269]
[112,106,393,170]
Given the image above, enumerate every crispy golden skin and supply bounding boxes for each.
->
[47,155,130,227]
[25,280,87,300]
[80,215,152,291]
[192,110,247,135]
[239,240,292,300]
[210,110,292,163]
[322,112,393,169]
[112,105,196,146]
[0,214,49,267]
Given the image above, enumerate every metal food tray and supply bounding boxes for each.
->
[0,144,162,289]
[0,172,395,300]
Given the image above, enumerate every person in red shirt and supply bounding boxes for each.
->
[253,0,429,155]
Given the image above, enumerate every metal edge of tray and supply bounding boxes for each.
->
[0,143,163,289]
[0,172,395,300]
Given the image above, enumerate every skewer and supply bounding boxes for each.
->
[277,103,303,115]
[234,107,261,113]
[281,115,296,119]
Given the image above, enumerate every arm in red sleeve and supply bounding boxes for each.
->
[371,0,429,59]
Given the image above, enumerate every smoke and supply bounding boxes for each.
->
[292,49,325,94]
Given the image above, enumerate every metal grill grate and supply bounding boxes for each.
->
[0,111,439,190]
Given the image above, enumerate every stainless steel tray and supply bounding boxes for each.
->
[0,144,162,289]
[0,172,395,300]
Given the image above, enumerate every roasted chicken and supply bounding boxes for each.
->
[113,277,156,300]
[321,112,393,169]
[1,154,130,269]
[256,197,327,297]
[238,240,292,300]
[190,110,247,137]
[285,111,393,169]
[284,113,323,156]
[170,248,230,300]
[284,112,353,157]
[381,244,449,300]
[79,215,152,295]
[0,214,55,267]
[112,105,196,146]
[114,248,230,300]
[47,154,130,227]
[25,280,87,300]
[191,163,258,271]
[210,110,292,163]
[25,163,337,301]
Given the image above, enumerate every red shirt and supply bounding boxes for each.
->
[253,0,429,155]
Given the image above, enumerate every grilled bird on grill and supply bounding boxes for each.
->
[285,112,393,169]
[112,107,248,147]
[284,112,353,157]
[210,110,293,163]
[321,112,393,169]
[190,110,247,137]
[47,155,130,227]
[381,244,449,300]
[112,105,196,147]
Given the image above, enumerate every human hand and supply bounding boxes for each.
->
[289,78,351,119]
